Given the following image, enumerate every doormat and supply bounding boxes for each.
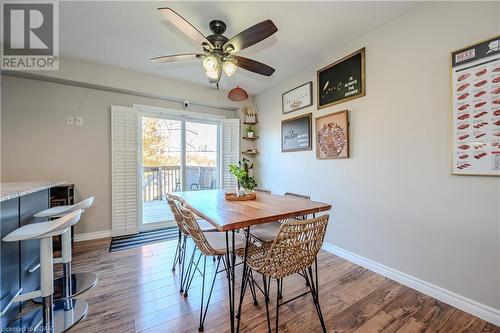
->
[109,227,178,252]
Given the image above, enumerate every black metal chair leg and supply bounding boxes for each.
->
[198,256,207,332]
[236,266,250,321]
[314,257,319,298]
[172,230,181,271]
[200,256,221,330]
[248,270,258,306]
[278,278,283,300]
[307,266,327,333]
[262,274,271,333]
[275,278,281,332]
[180,242,195,293]
[184,251,203,297]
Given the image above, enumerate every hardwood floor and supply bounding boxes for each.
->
[51,238,498,333]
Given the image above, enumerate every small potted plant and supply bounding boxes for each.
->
[246,125,256,138]
[229,159,257,196]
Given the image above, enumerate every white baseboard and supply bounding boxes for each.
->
[74,230,112,242]
[322,242,500,326]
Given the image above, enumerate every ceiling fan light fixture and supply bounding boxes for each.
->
[203,55,219,71]
[222,61,237,77]
[206,67,221,81]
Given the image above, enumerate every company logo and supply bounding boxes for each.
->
[1,1,59,70]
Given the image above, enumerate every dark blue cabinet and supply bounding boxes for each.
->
[0,189,49,329]
[0,198,20,328]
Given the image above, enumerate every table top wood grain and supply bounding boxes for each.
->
[172,189,332,231]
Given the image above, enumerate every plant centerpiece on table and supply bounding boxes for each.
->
[229,158,257,196]
[246,125,256,138]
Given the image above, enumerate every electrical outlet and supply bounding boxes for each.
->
[67,116,74,125]
[75,117,83,126]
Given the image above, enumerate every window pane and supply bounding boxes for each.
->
[141,116,181,225]
[185,122,218,191]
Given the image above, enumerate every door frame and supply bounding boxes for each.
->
[137,107,223,231]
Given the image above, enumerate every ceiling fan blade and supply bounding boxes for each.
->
[233,55,275,76]
[158,7,213,51]
[150,53,202,63]
[223,20,277,54]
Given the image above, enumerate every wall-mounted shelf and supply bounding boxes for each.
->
[242,151,259,156]
[242,136,259,140]
[243,121,259,125]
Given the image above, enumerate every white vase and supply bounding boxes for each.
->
[247,131,254,138]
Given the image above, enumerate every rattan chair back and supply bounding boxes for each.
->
[166,194,189,236]
[177,204,219,256]
[258,215,329,279]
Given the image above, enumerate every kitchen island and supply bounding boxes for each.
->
[1,182,65,328]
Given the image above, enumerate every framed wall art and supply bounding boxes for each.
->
[281,113,312,152]
[451,35,500,176]
[317,48,365,109]
[282,81,313,114]
[316,110,349,159]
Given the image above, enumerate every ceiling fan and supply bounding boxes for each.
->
[151,8,278,88]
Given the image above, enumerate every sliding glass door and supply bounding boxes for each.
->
[140,114,220,230]
[185,121,219,191]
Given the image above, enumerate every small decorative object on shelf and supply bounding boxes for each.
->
[228,158,257,197]
[242,104,258,124]
[242,149,258,155]
[246,125,256,138]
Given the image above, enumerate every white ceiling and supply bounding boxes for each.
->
[60,1,416,95]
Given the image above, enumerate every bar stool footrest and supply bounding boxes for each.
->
[53,272,97,301]
[34,272,97,303]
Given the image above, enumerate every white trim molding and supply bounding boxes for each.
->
[133,104,227,121]
[74,230,112,242]
[322,242,500,326]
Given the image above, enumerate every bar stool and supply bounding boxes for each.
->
[3,210,88,333]
[33,197,96,301]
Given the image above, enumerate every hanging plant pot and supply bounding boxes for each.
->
[228,86,248,101]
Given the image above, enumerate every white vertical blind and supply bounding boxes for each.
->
[222,118,240,189]
[111,105,139,236]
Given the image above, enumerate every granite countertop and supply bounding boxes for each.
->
[0,182,67,202]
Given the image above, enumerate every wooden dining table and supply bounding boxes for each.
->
[172,189,332,333]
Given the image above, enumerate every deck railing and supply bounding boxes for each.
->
[142,166,216,202]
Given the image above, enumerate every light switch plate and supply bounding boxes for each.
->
[67,116,74,125]
[75,117,83,126]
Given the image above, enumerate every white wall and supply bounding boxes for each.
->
[1,74,236,235]
[25,57,243,111]
[255,1,500,314]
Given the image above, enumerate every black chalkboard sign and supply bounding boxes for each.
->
[281,113,312,152]
[317,48,365,109]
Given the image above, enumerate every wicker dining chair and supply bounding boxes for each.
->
[177,204,258,332]
[166,195,216,294]
[250,192,311,243]
[237,214,329,333]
